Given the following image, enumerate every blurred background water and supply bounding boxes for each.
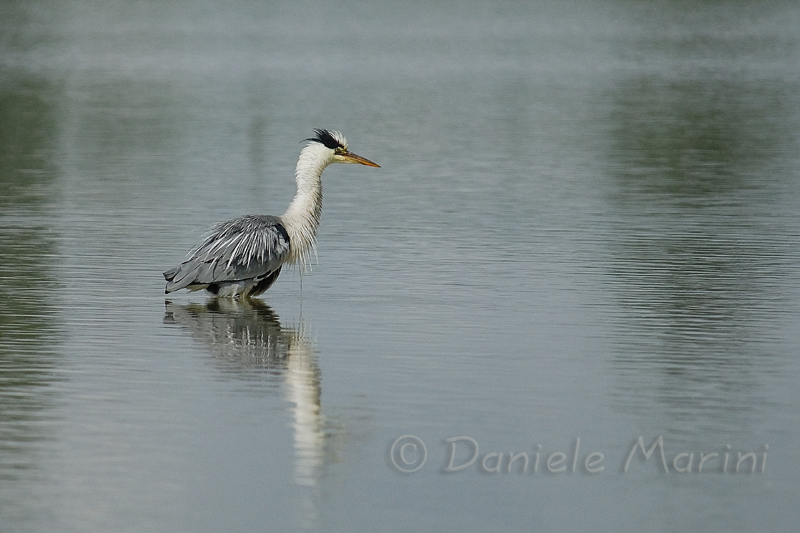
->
[1,0,799,531]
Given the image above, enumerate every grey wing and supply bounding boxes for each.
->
[164,215,290,293]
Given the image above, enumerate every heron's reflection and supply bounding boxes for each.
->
[164,299,324,488]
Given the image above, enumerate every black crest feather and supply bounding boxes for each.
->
[305,128,344,150]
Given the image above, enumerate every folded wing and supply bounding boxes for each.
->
[164,215,290,293]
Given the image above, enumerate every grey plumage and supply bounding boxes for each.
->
[164,215,290,297]
[163,129,379,299]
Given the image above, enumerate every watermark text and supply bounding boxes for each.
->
[389,435,768,475]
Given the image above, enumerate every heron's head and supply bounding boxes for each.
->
[305,128,380,167]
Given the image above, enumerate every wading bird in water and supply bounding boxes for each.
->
[164,129,380,298]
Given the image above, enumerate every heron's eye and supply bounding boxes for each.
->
[334,147,346,154]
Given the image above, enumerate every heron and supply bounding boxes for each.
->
[163,128,380,298]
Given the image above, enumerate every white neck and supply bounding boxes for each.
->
[281,143,333,269]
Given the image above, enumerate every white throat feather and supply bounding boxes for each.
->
[280,142,333,271]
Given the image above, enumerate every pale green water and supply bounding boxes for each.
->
[2,1,800,531]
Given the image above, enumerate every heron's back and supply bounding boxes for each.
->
[164,215,290,296]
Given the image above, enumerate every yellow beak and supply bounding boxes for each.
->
[342,151,380,167]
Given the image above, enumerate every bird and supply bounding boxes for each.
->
[163,128,380,298]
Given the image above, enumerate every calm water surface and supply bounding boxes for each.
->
[2,1,800,531]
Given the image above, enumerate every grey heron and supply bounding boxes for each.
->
[164,129,379,298]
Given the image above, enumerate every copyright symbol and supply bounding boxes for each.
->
[390,435,427,473]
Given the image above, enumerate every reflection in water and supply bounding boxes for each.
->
[603,75,793,428]
[0,69,63,522]
[607,77,789,202]
[163,299,325,488]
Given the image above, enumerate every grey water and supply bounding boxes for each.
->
[2,0,800,531]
